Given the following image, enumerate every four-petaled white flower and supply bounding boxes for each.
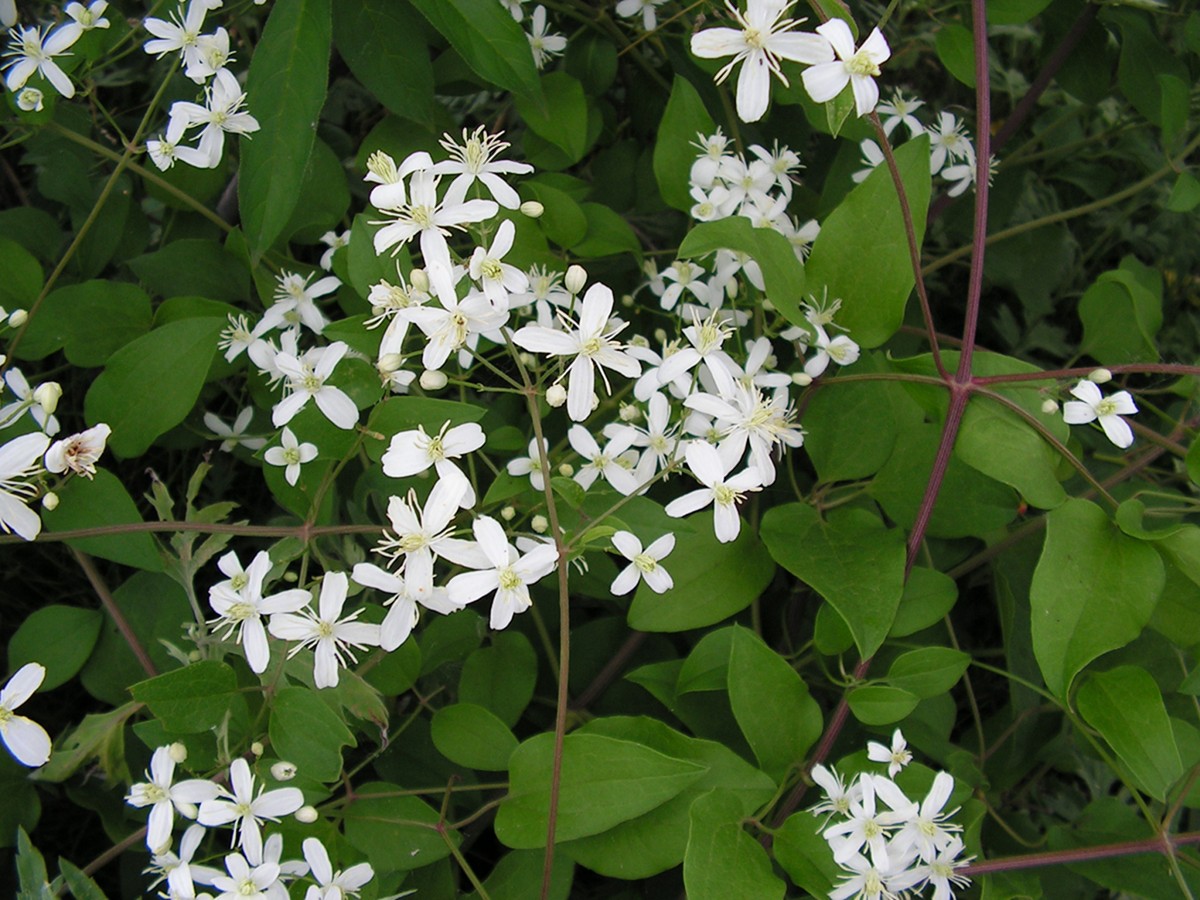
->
[802,18,891,117]
[209,850,284,900]
[143,0,212,69]
[434,126,533,210]
[447,515,558,629]
[0,431,51,541]
[302,836,375,900]
[126,745,222,852]
[207,551,310,674]
[205,407,267,452]
[526,5,566,70]
[267,572,382,689]
[610,530,675,595]
[381,420,486,507]
[272,341,359,430]
[264,427,318,487]
[169,68,260,167]
[3,24,77,98]
[664,440,763,543]
[1062,379,1138,449]
[867,729,913,778]
[0,663,51,768]
[262,270,340,335]
[198,759,304,862]
[373,477,482,597]
[690,0,828,123]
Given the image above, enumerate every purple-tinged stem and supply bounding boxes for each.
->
[966,830,1200,875]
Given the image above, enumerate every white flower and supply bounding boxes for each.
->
[372,476,480,597]
[264,427,318,486]
[267,572,382,689]
[403,261,507,371]
[852,139,884,184]
[44,423,110,479]
[144,824,223,900]
[207,551,310,674]
[802,18,891,118]
[499,0,526,21]
[469,220,529,309]
[511,282,641,422]
[147,113,211,171]
[0,663,51,767]
[381,420,485,507]
[209,851,284,900]
[927,111,975,174]
[351,563,463,651]
[169,69,260,167]
[58,1,111,45]
[889,771,962,864]
[272,341,359,430]
[877,89,925,137]
[506,436,550,491]
[526,5,566,70]
[804,321,860,378]
[318,229,350,270]
[1062,379,1138,449]
[610,530,674,595]
[690,0,828,123]
[867,729,913,778]
[261,270,339,335]
[198,760,304,862]
[186,26,233,83]
[664,440,763,543]
[1,368,60,434]
[615,0,668,32]
[16,86,43,111]
[301,837,374,900]
[657,259,714,311]
[205,407,267,452]
[126,745,222,852]
[3,24,77,98]
[828,851,901,900]
[0,0,15,28]
[569,424,639,496]
[143,0,211,69]
[0,431,50,541]
[824,774,917,869]
[446,515,558,630]
[809,764,862,821]
[433,126,533,210]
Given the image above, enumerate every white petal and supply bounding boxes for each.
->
[801,62,849,104]
[1100,414,1134,449]
[1,662,45,710]
[2,715,50,767]
[735,52,772,123]
[610,564,641,596]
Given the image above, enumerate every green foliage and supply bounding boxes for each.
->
[8,605,102,691]
[269,687,356,782]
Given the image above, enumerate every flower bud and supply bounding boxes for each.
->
[621,293,634,308]
[1089,368,1113,384]
[284,571,298,582]
[565,265,587,295]
[653,328,668,345]
[558,463,574,477]
[519,352,536,369]
[419,369,448,391]
[295,805,319,824]
[378,353,404,373]
[271,761,298,781]
[168,742,188,764]
[531,514,549,534]
[546,384,567,407]
[187,650,202,662]
[792,372,813,387]
[500,505,516,521]
[7,309,27,328]
[33,382,62,415]
[41,492,58,511]
[520,200,544,218]
[619,403,640,422]
[409,268,430,293]
[251,741,264,757]
[1041,398,1060,415]
[16,88,43,113]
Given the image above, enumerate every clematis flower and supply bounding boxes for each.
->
[0,431,51,541]
[446,515,558,630]
[1062,379,1138,449]
[126,745,222,852]
[615,0,669,32]
[199,760,304,862]
[168,68,260,167]
[351,564,463,651]
[469,219,529,309]
[271,341,358,430]
[610,530,675,595]
[381,420,485,508]
[208,851,284,900]
[57,2,111,45]
[44,423,110,479]
[434,126,533,210]
[301,837,374,900]
[2,23,77,98]
[260,270,338,335]
[264,427,317,487]
[0,663,51,767]
[372,476,481,597]
[664,440,764,543]
[867,729,913,778]
[207,551,310,674]
[802,18,891,118]
[690,0,828,123]
[205,407,267,452]
[526,5,566,70]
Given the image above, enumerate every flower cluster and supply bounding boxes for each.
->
[812,731,973,899]
[2,1,109,110]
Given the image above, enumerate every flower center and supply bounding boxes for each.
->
[398,533,428,553]
[230,572,249,591]
[143,783,169,804]
[581,336,603,357]
[227,601,256,622]
[367,151,398,183]
[282,447,302,465]
[743,27,765,49]
[316,620,335,639]
[845,50,880,77]
[1096,398,1118,416]
[463,137,486,172]
[498,567,522,591]
[423,435,445,461]
[633,552,657,573]
[713,484,739,507]
[409,205,434,229]
[301,371,323,393]
[236,877,258,896]
[481,258,503,281]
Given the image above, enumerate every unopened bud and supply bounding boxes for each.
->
[1089,368,1113,384]
[621,294,634,308]
[792,372,813,387]
[8,309,27,327]
[284,571,298,582]
[653,328,668,345]
[378,353,404,373]
[619,403,640,422]
[41,491,59,511]
[558,463,574,477]
[546,384,567,407]
[520,200,544,218]
[500,505,516,521]
[271,761,297,781]
[295,805,319,824]
[420,369,448,391]
[168,742,188,764]
[409,268,429,293]
[565,265,587,295]
[1041,398,1059,415]
[187,650,202,662]
[519,352,536,369]
[33,382,62,414]
[531,514,549,534]
[250,741,264,757]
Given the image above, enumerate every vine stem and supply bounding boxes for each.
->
[965,830,1200,876]
[73,548,157,677]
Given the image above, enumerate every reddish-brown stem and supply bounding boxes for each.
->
[965,830,1200,875]
[570,630,647,711]
[73,548,157,677]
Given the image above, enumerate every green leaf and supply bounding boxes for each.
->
[890,567,958,637]
[627,523,774,632]
[1076,666,1183,802]
[0,237,42,313]
[269,686,356,782]
[1031,499,1165,698]
[1078,267,1162,364]
[410,0,544,109]
[683,791,785,900]
[678,217,807,329]
[516,72,589,163]
[727,627,822,782]
[238,0,332,256]
[473,849,574,900]
[1167,171,1200,213]
[282,138,352,244]
[15,829,51,900]
[562,716,776,878]
[458,631,537,727]
[84,317,224,458]
[431,703,517,771]
[365,396,486,462]
[0,755,39,845]
[847,684,920,725]
[332,2,436,128]
[887,647,971,698]
[572,203,641,259]
[127,240,251,303]
[42,469,163,571]
[987,0,1054,24]
[58,859,109,900]
[18,281,152,366]
[805,136,931,347]
[761,504,905,659]
[955,394,1068,510]
[803,360,903,483]
[524,181,587,248]
[935,24,976,87]
[654,76,715,211]
[35,702,137,784]
[130,661,239,734]
[774,811,842,898]
[495,732,707,848]
[344,782,457,872]
[8,606,102,691]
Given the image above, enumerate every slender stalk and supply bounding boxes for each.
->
[73,548,157,677]
[965,830,1200,875]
